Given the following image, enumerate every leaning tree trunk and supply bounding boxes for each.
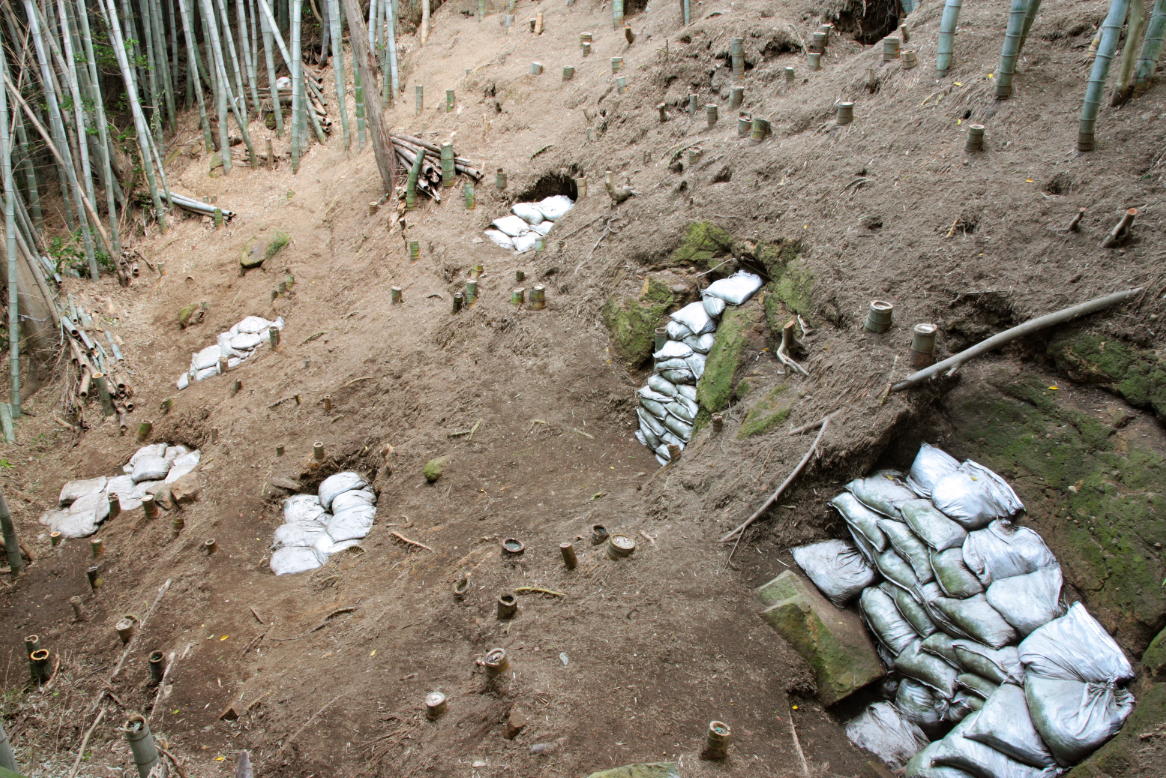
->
[1134,0,1166,94]
[341,0,395,194]
[1079,0,1131,151]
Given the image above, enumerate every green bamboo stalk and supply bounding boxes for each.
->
[1018,0,1043,53]
[200,0,256,165]
[12,112,41,232]
[996,0,1032,99]
[249,0,261,111]
[140,0,163,139]
[259,3,283,134]
[216,0,249,121]
[208,13,231,170]
[168,0,182,104]
[1079,0,1131,151]
[385,0,398,103]
[290,0,303,171]
[150,0,177,132]
[1112,0,1147,103]
[177,0,215,149]
[354,67,366,150]
[74,0,122,254]
[327,0,351,149]
[119,0,142,105]
[1134,0,1166,94]
[0,47,19,418]
[237,0,261,116]
[935,0,963,76]
[0,489,23,576]
[99,0,168,228]
[0,708,19,770]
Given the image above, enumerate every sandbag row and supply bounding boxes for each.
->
[791,443,1135,775]
[484,195,574,252]
[176,315,285,390]
[270,472,378,575]
[39,443,201,538]
[634,272,764,466]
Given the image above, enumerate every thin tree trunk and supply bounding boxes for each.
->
[0,489,23,576]
[259,3,283,135]
[421,0,429,43]
[341,0,393,193]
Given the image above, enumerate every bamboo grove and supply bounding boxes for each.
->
[0,0,414,418]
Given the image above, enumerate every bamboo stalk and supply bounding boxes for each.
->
[327,0,351,149]
[259,3,283,135]
[342,0,394,193]
[1112,0,1147,104]
[1134,0,1166,94]
[996,0,1033,99]
[1078,0,1131,151]
[384,0,398,104]
[151,0,178,131]
[354,65,367,150]
[935,0,963,76]
[0,43,18,417]
[215,0,248,121]
[0,489,24,576]
[176,0,215,149]
[1018,0,1043,53]
[237,0,262,115]
[75,0,122,254]
[290,0,304,170]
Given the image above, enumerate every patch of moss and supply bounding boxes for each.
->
[738,383,794,438]
[177,303,199,328]
[423,456,447,482]
[734,378,753,399]
[754,239,802,278]
[639,277,674,304]
[770,259,814,315]
[696,305,758,415]
[1049,328,1166,420]
[264,232,291,261]
[602,295,673,365]
[1066,682,1166,777]
[948,373,1166,647]
[1145,627,1166,678]
[667,222,734,270]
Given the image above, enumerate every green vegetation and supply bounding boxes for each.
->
[738,383,795,438]
[693,305,760,435]
[423,456,448,483]
[264,232,291,261]
[1049,328,1166,419]
[48,232,114,279]
[601,280,676,365]
[667,221,734,270]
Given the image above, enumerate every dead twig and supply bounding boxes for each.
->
[157,745,189,778]
[148,650,178,716]
[240,630,268,658]
[721,415,833,555]
[788,709,811,778]
[1101,208,1137,248]
[515,586,566,597]
[343,375,374,387]
[788,409,841,436]
[67,708,105,778]
[390,531,433,552]
[249,606,264,624]
[1067,207,1086,232]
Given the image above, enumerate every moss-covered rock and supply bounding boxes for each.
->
[667,222,734,270]
[585,764,679,778]
[639,276,673,304]
[770,258,814,315]
[757,571,884,705]
[1049,328,1166,420]
[602,292,673,366]
[423,457,447,483]
[739,383,795,438]
[178,303,200,328]
[1145,628,1166,679]
[1066,682,1166,777]
[946,372,1166,649]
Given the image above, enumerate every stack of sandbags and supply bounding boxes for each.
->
[484,196,574,252]
[634,271,763,466]
[176,315,285,390]
[39,444,201,538]
[270,472,378,575]
[789,443,1135,774]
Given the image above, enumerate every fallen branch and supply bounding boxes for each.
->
[788,710,810,778]
[515,586,566,597]
[721,415,833,545]
[67,708,105,778]
[788,409,841,436]
[311,607,357,632]
[890,288,1142,393]
[157,745,189,778]
[390,531,433,552]
[110,579,172,681]
[275,691,348,758]
[1101,208,1137,248]
[249,606,264,624]
[240,630,268,657]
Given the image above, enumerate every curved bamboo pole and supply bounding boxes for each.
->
[1078,0,1131,151]
[1134,0,1166,94]
[996,0,1032,98]
[1019,0,1043,54]
[935,0,964,76]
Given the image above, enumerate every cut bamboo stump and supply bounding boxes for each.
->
[1101,208,1137,247]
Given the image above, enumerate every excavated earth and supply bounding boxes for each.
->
[2,0,1166,776]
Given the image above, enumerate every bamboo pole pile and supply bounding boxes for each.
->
[57,296,134,427]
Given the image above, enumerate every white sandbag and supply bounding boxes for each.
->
[892,585,938,638]
[961,672,999,702]
[283,494,327,524]
[846,471,917,518]
[331,487,376,515]
[931,716,1059,778]
[191,344,221,371]
[176,373,190,390]
[831,492,890,553]
[637,408,667,437]
[897,678,948,736]
[653,340,693,360]
[675,384,697,402]
[484,230,515,249]
[270,546,324,575]
[952,641,1023,685]
[659,368,695,385]
[895,640,960,698]
[236,315,277,334]
[921,632,963,669]
[511,202,545,225]
[931,461,1024,529]
[230,331,265,351]
[655,357,691,372]
[640,395,669,420]
[492,215,531,237]
[877,549,920,592]
[791,540,878,607]
[57,492,112,537]
[535,195,573,221]
[907,443,960,498]
[104,475,141,511]
[646,375,679,397]
[930,548,985,598]
[703,271,764,305]
[130,480,161,503]
[1018,603,1134,684]
[880,519,935,583]
[164,450,201,484]
[163,445,189,462]
[965,684,1056,768]
[125,444,167,473]
[948,691,983,722]
[511,232,542,253]
[327,505,377,542]
[933,595,1018,649]
[318,472,369,511]
[917,586,975,641]
[684,353,706,379]
[905,742,977,778]
[689,333,716,354]
[860,587,919,655]
[670,301,716,335]
[962,520,1057,586]
[1025,675,1134,766]
[845,702,929,769]
[901,499,967,552]
[531,220,554,236]
[638,387,673,405]
[702,295,726,319]
[194,365,219,381]
[662,414,694,441]
[665,398,697,424]
[131,456,171,484]
[273,521,328,548]
[665,320,692,341]
[986,566,1064,637]
[634,429,649,448]
[217,332,244,359]
[59,477,108,506]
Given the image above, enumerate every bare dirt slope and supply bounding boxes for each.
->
[2,0,1165,776]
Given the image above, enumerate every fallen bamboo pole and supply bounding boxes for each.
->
[890,287,1141,393]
